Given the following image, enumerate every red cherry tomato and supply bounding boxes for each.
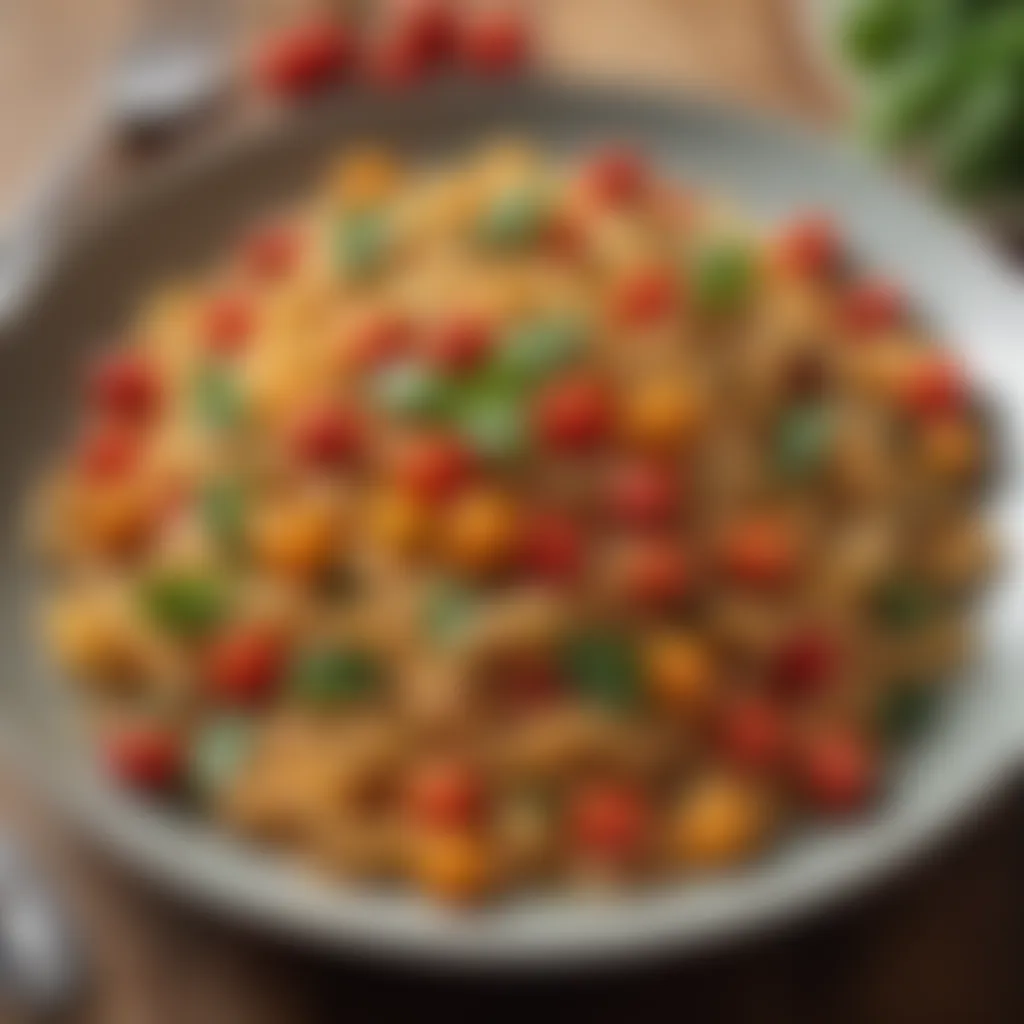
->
[203,294,254,355]
[613,267,678,327]
[901,357,967,418]
[365,31,433,89]
[570,782,647,861]
[382,0,456,62]
[606,461,678,529]
[88,352,161,422]
[429,316,492,374]
[775,213,840,278]
[797,729,876,813]
[535,376,611,452]
[772,627,838,699]
[240,224,300,281]
[584,146,648,205]
[717,697,786,772]
[349,313,413,371]
[518,511,584,581]
[105,725,182,791]
[406,759,484,829]
[291,405,364,468]
[721,518,795,588]
[494,653,563,711]
[76,425,139,481]
[459,6,530,75]
[397,433,475,502]
[840,278,904,335]
[204,626,286,706]
[255,17,353,98]
[621,538,691,608]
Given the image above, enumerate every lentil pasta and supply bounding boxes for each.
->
[34,140,992,904]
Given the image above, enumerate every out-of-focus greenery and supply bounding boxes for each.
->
[841,0,1024,199]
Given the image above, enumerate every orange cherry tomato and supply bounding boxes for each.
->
[613,267,678,327]
[203,294,254,355]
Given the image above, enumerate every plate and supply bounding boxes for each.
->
[0,80,1022,966]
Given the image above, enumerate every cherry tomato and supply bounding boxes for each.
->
[901,357,967,418]
[255,17,353,98]
[365,31,433,89]
[775,213,840,278]
[393,0,457,58]
[772,627,838,699]
[797,728,876,813]
[840,278,904,334]
[204,626,286,706]
[459,7,530,75]
[621,538,691,608]
[717,697,786,772]
[371,0,456,83]
[429,316,493,374]
[397,433,475,502]
[203,294,254,355]
[584,146,648,205]
[240,224,300,281]
[105,725,182,791]
[721,517,795,588]
[535,376,611,452]
[494,653,563,711]
[76,425,139,481]
[570,782,647,861]
[542,212,587,262]
[606,461,678,528]
[518,510,584,581]
[291,405,364,468]
[613,267,678,327]
[88,352,161,422]
[406,759,484,829]
[349,313,413,371]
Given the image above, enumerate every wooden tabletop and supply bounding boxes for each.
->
[1,3,1020,1022]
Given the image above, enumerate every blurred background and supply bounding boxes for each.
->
[0,1,1021,1022]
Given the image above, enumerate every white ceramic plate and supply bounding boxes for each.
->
[0,81,1022,966]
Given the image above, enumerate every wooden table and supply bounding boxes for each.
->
[2,3,1021,1021]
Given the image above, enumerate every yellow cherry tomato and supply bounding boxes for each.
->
[76,484,155,554]
[643,632,716,713]
[251,494,339,580]
[370,489,432,557]
[412,832,493,904]
[619,379,703,452]
[327,146,401,208]
[47,596,137,681]
[920,419,981,482]
[671,776,769,868]
[444,489,519,575]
